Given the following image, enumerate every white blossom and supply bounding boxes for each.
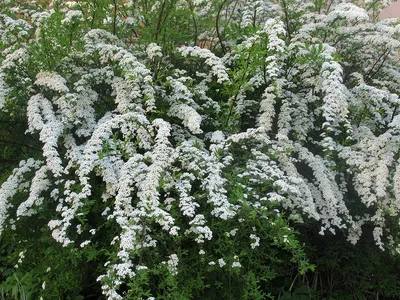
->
[178,46,230,83]
[35,72,69,94]
[232,261,241,268]
[167,254,179,275]
[250,234,260,249]
[146,43,162,59]
[218,258,226,267]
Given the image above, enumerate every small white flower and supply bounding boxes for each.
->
[101,207,110,216]
[226,228,238,237]
[232,261,241,268]
[283,235,289,243]
[169,226,179,236]
[146,43,162,59]
[250,234,260,249]
[218,258,226,267]
[61,10,83,23]
[76,224,82,234]
[80,240,91,247]
[42,281,46,290]
[167,254,179,275]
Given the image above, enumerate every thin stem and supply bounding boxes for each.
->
[366,48,391,83]
[225,0,239,29]
[325,0,333,14]
[216,0,228,55]
[155,0,166,41]
[112,0,118,36]
[90,0,97,30]
[390,106,397,123]
[252,5,257,28]
[281,0,292,41]
[0,139,41,152]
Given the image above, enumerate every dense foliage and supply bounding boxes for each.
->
[1,0,400,299]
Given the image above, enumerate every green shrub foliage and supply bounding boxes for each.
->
[1,0,400,298]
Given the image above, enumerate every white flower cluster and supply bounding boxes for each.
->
[0,159,42,235]
[319,56,350,134]
[165,75,203,134]
[178,46,230,84]
[0,13,31,49]
[16,165,50,217]
[27,94,64,177]
[35,72,69,94]
[250,234,260,249]
[84,30,156,112]
[146,43,162,60]
[61,10,83,24]
[167,254,179,275]
[324,3,369,24]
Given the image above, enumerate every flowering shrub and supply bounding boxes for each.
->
[1,0,400,298]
